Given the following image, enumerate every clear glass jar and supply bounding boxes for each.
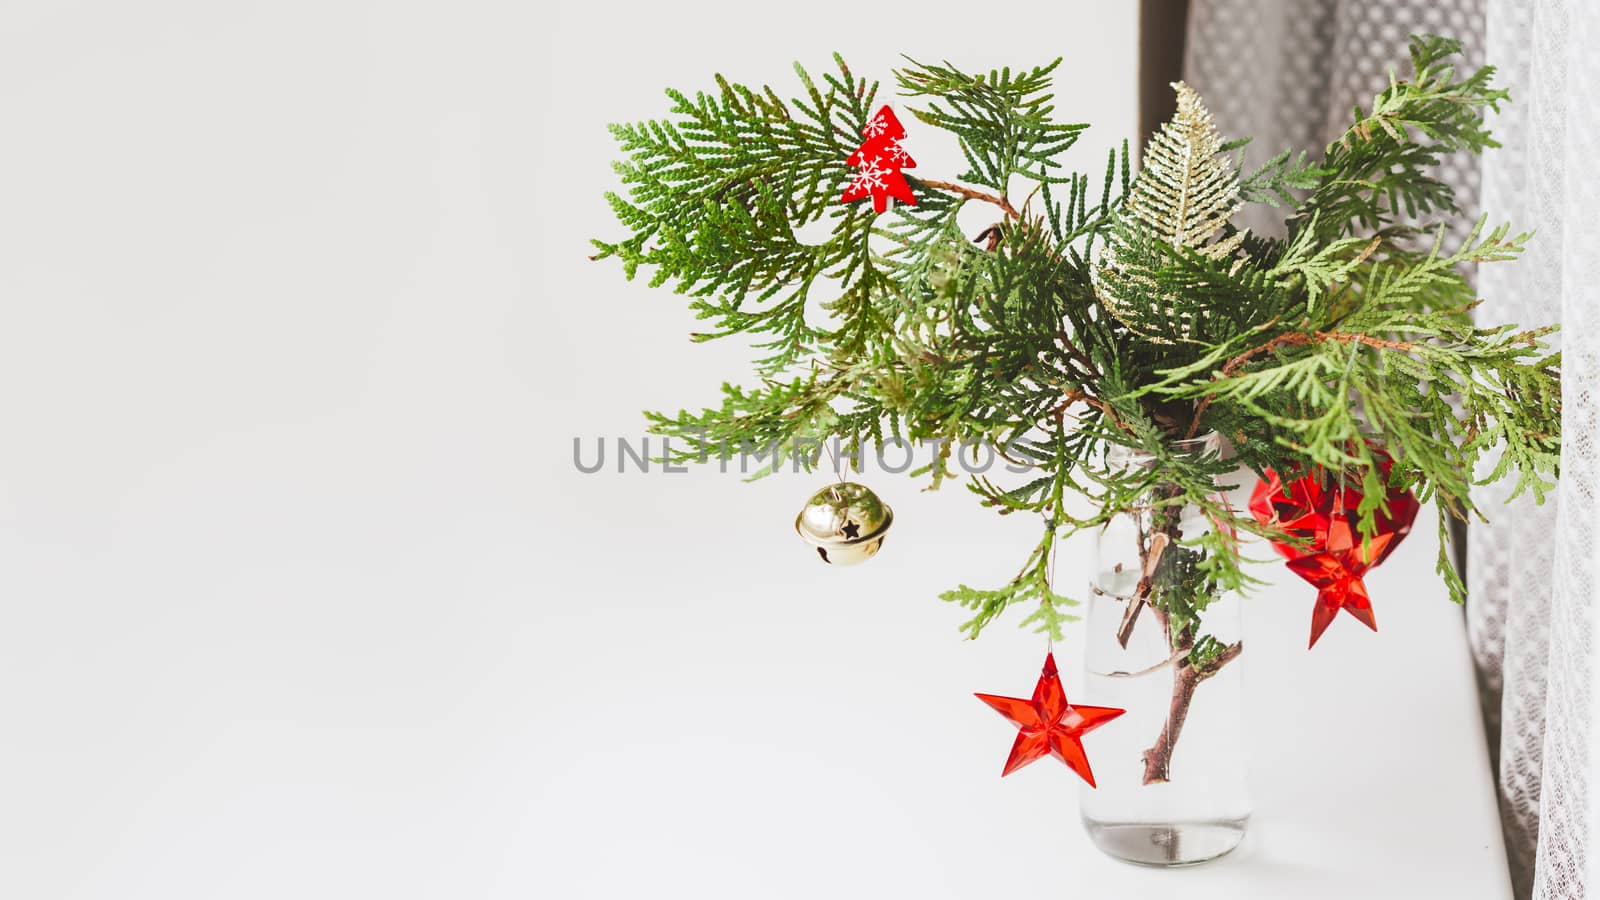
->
[1077,433,1249,866]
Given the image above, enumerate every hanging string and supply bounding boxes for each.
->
[1046,522,1058,657]
[825,439,847,485]
[1334,342,1362,498]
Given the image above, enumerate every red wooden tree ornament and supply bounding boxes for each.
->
[841,106,917,213]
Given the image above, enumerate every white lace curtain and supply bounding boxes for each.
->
[1183,2,1596,897]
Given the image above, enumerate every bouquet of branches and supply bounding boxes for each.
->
[593,35,1560,782]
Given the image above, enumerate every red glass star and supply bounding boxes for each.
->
[974,652,1124,786]
[1287,518,1384,647]
[1251,462,1419,648]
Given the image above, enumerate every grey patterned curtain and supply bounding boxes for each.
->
[1181,2,1595,898]
[1186,1,1484,236]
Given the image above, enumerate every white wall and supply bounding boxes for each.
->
[1,3,1145,897]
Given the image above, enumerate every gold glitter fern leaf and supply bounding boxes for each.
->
[1093,82,1245,340]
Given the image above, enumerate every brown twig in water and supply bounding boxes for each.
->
[1115,532,1168,648]
[1142,640,1243,784]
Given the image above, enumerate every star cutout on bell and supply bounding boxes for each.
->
[975,651,1124,786]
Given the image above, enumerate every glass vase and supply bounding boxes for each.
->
[1077,433,1249,866]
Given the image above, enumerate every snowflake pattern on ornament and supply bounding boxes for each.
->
[841,105,917,214]
[860,106,904,142]
[882,136,913,168]
[847,157,889,194]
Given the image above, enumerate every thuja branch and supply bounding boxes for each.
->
[1186,330,1423,433]
[917,178,1020,219]
[1229,331,1418,371]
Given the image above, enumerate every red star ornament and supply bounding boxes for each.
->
[1288,517,1382,645]
[974,652,1124,786]
[1250,464,1419,648]
[841,106,918,214]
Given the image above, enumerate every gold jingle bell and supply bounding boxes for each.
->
[795,482,893,566]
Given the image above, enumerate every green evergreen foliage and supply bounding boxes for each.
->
[595,35,1560,640]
